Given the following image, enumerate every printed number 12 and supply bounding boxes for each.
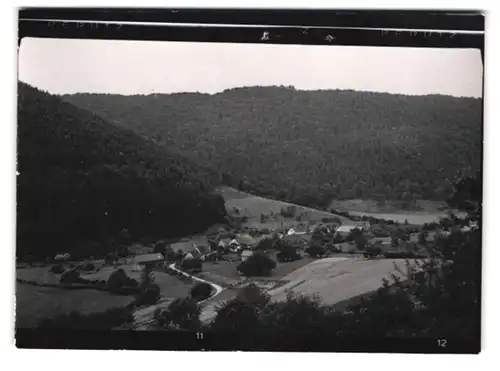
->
[437,339,447,347]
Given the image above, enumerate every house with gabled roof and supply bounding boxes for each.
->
[236,233,257,248]
[131,252,165,271]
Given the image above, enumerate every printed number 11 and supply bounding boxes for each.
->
[196,332,204,340]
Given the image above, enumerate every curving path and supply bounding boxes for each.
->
[129,263,224,329]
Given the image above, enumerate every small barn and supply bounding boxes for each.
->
[132,252,165,271]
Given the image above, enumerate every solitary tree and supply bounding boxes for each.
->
[418,231,428,246]
[237,253,276,276]
[154,241,166,254]
[354,235,368,250]
[306,243,326,258]
[190,282,213,301]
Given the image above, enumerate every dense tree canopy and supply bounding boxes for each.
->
[17,83,227,259]
[64,87,482,208]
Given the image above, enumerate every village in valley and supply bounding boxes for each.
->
[15,32,483,349]
[15,185,480,330]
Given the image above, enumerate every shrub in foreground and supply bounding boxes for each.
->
[190,282,213,301]
[154,297,201,330]
[136,283,161,305]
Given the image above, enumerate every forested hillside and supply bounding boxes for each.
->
[64,87,483,208]
[17,83,227,259]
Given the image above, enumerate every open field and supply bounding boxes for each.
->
[200,252,315,283]
[218,186,349,230]
[152,271,194,298]
[17,266,63,285]
[267,257,407,306]
[329,198,466,225]
[15,283,135,328]
[80,261,141,281]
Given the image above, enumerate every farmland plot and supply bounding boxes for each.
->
[267,257,408,306]
[15,283,135,328]
[218,186,350,230]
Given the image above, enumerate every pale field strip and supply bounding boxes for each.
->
[267,257,408,306]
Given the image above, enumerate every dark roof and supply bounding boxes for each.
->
[133,253,164,264]
[236,234,257,246]
[283,235,308,244]
[195,244,212,255]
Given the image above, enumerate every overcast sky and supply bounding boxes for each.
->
[18,38,483,98]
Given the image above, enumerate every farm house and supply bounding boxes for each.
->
[236,233,257,249]
[334,223,365,237]
[131,253,165,271]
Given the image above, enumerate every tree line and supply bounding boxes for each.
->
[17,83,227,259]
[64,86,482,208]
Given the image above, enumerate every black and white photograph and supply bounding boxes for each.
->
[14,9,484,353]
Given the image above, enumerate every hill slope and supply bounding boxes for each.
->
[63,87,483,207]
[17,83,227,259]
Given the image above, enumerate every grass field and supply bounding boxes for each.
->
[152,271,194,298]
[15,283,135,328]
[16,266,63,285]
[329,198,466,225]
[218,186,349,230]
[267,257,408,306]
[200,251,315,285]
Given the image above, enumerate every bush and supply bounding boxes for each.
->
[60,269,81,284]
[306,244,326,258]
[190,282,213,301]
[107,268,138,293]
[137,283,161,305]
[50,264,65,274]
[210,298,261,333]
[354,235,368,250]
[363,244,383,258]
[181,258,203,272]
[237,253,276,277]
[277,246,301,262]
[155,297,201,330]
